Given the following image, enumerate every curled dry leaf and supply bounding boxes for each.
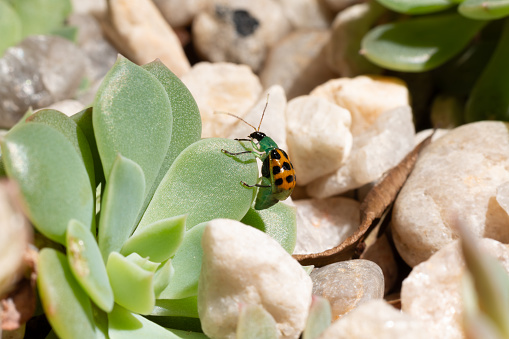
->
[294,133,433,267]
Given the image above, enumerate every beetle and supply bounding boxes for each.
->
[220,99,296,210]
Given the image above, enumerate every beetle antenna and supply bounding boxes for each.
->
[214,111,257,131]
[257,93,270,131]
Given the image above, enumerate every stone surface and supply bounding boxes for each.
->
[106,0,190,77]
[71,0,106,15]
[154,0,207,28]
[310,75,410,136]
[306,105,415,198]
[361,233,398,294]
[0,36,87,128]
[276,0,333,29]
[318,299,436,339]
[286,96,352,185]
[496,182,509,215]
[181,62,262,138]
[293,197,359,255]
[192,0,291,72]
[401,238,509,339]
[198,219,312,339]
[392,121,509,267]
[260,30,337,100]
[323,0,362,13]
[310,260,384,320]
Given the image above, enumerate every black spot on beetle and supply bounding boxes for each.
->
[282,162,291,171]
[275,178,283,186]
[286,175,294,183]
[272,166,281,175]
[232,10,259,37]
[270,150,281,159]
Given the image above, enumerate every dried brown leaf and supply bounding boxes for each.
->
[294,133,433,267]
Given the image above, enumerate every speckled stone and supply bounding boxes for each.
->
[276,0,333,29]
[154,0,207,28]
[361,234,399,294]
[392,121,509,267]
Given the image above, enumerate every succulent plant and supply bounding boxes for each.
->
[361,0,509,123]
[0,56,297,338]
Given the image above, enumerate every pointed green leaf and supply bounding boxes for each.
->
[0,0,21,55]
[303,296,332,339]
[121,215,186,263]
[374,0,455,14]
[236,304,278,339]
[241,202,297,254]
[108,304,182,339]
[66,219,114,312]
[152,297,199,318]
[10,0,71,38]
[98,155,145,262]
[153,260,174,298]
[106,252,156,315]
[158,223,206,300]
[459,0,509,20]
[361,13,487,72]
[93,56,172,200]
[139,138,258,231]
[1,123,94,244]
[38,248,96,339]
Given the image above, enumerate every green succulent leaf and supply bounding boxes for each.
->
[98,154,145,262]
[152,297,199,318]
[38,248,96,339]
[153,260,174,298]
[167,329,209,339]
[106,252,156,315]
[121,215,186,263]
[139,138,258,231]
[361,13,487,71]
[93,55,172,201]
[302,296,332,339]
[374,0,456,14]
[108,304,183,339]
[459,0,509,20]
[236,304,278,339]
[10,0,71,38]
[66,219,114,313]
[241,202,297,254]
[158,223,206,300]
[1,123,94,244]
[0,0,21,55]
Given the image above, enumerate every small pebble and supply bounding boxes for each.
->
[293,197,359,255]
[154,0,207,28]
[198,219,312,339]
[306,105,415,198]
[401,238,509,339]
[392,121,509,267]
[317,299,437,339]
[361,233,399,294]
[310,259,384,319]
[181,62,262,138]
[286,96,352,185]
[71,0,106,15]
[277,0,333,29]
[322,0,362,13]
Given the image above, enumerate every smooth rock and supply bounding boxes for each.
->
[326,3,384,77]
[106,0,190,77]
[318,299,436,339]
[154,0,207,28]
[392,121,509,267]
[306,105,415,198]
[260,30,337,100]
[276,0,333,29]
[198,219,312,339]
[228,85,288,151]
[293,197,359,255]
[0,36,87,128]
[181,62,262,138]
[286,96,352,185]
[310,75,410,136]
[192,0,291,72]
[71,0,106,15]
[35,100,85,117]
[361,233,398,294]
[401,238,509,339]
[323,0,362,13]
[496,182,509,215]
[310,260,384,319]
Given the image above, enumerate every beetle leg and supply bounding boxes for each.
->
[241,181,271,188]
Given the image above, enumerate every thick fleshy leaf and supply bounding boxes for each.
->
[106,252,156,315]
[459,0,509,20]
[121,215,186,263]
[108,304,182,339]
[361,13,486,71]
[158,223,206,300]
[93,56,172,200]
[152,297,199,318]
[1,123,94,244]
[153,260,174,298]
[302,296,332,339]
[66,219,114,312]
[375,0,455,14]
[465,19,509,122]
[98,155,145,262]
[0,0,21,55]
[167,329,209,339]
[138,138,258,231]
[38,248,96,339]
[10,0,71,38]
[241,202,297,254]
[236,304,278,339]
